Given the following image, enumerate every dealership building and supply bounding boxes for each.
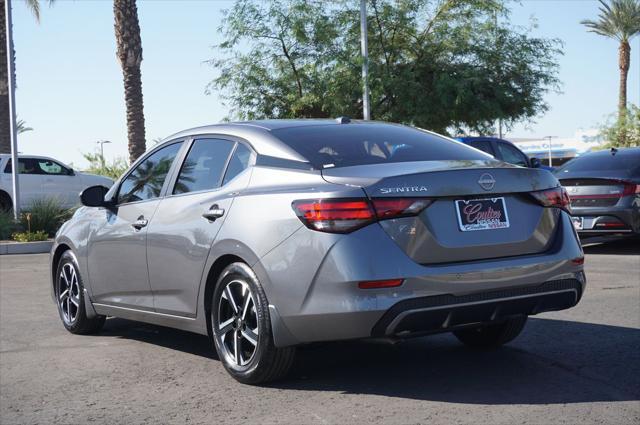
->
[510,129,607,167]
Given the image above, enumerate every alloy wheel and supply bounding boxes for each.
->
[216,279,259,367]
[58,263,81,325]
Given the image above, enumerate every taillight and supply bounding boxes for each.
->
[622,182,640,196]
[371,198,433,219]
[292,199,375,233]
[530,186,571,213]
[292,198,432,233]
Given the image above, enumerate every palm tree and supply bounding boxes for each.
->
[17,119,32,134]
[581,0,640,124]
[114,0,146,163]
[1,0,52,154]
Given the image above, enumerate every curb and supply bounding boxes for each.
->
[0,240,53,255]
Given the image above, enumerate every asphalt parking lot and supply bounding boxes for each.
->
[0,238,638,424]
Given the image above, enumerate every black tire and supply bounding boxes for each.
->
[0,191,11,212]
[454,316,527,348]
[55,250,106,334]
[211,262,295,384]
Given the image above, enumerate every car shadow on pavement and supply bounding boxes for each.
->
[100,317,217,360]
[100,316,639,405]
[582,236,639,255]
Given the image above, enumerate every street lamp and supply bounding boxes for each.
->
[96,140,112,163]
[544,136,556,167]
[360,0,370,120]
[5,0,20,219]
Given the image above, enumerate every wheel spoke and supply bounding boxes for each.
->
[59,289,69,301]
[60,270,69,288]
[233,330,241,365]
[241,328,258,346]
[218,318,234,336]
[66,297,71,321]
[224,286,239,314]
[69,296,80,307]
[241,293,252,320]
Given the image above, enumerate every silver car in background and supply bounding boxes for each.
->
[50,119,586,384]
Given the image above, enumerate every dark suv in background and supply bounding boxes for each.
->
[554,147,640,236]
[457,137,547,170]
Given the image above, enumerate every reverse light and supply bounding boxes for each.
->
[530,186,571,213]
[358,279,404,289]
[292,198,433,233]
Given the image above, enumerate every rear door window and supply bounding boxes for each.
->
[173,138,235,195]
[222,144,252,185]
[496,142,529,167]
[469,140,495,156]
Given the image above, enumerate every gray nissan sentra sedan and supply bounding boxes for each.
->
[50,119,586,384]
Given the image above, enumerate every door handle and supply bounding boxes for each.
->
[132,217,148,230]
[202,205,225,222]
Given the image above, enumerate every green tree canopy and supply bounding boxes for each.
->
[208,0,562,135]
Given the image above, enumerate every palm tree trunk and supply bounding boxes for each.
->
[114,0,146,163]
[0,0,11,155]
[618,41,630,116]
[618,40,630,146]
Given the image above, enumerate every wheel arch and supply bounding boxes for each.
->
[51,243,72,294]
[0,189,12,210]
[203,254,246,338]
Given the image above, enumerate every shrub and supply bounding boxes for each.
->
[12,230,49,242]
[82,151,129,180]
[21,198,75,237]
[0,210,19,240]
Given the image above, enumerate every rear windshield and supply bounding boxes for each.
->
[556,150,640,175]
[271,124,488,169]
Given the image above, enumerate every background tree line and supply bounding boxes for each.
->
[209,0,563,136]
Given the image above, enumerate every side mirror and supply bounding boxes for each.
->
[80,185,110,207]
[530,157,541,168]
[68,168,76,176]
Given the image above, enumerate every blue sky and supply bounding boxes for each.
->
[11,0,640,168]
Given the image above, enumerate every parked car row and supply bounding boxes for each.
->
[0,154,113,211]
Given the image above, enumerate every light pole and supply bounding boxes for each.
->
[5,0,20,219]
[544,136,556,167]
[360,0,370,120]
[96,140,111,164]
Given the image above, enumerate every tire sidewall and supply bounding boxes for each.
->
[211,263,272,381]
[55,251,87,333]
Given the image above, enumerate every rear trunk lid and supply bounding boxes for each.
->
[322,160,562,264]
[558,177,629,208]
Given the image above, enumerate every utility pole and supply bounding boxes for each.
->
[4,0,20,219]
[360,0,370,120]
[544,136,556,167]
[96,140,111,165]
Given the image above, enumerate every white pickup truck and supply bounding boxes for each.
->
[0,154,113,211]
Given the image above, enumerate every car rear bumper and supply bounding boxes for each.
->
[258,212,586,347]
[371,278,582,337]
[570,204,640,234]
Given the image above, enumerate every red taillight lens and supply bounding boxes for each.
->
[371,198,433,219]
[622,182,640,196]
[530,186,571,213]
[293,197,433,233]
[358,279,403,289]
[292,199,375,233]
